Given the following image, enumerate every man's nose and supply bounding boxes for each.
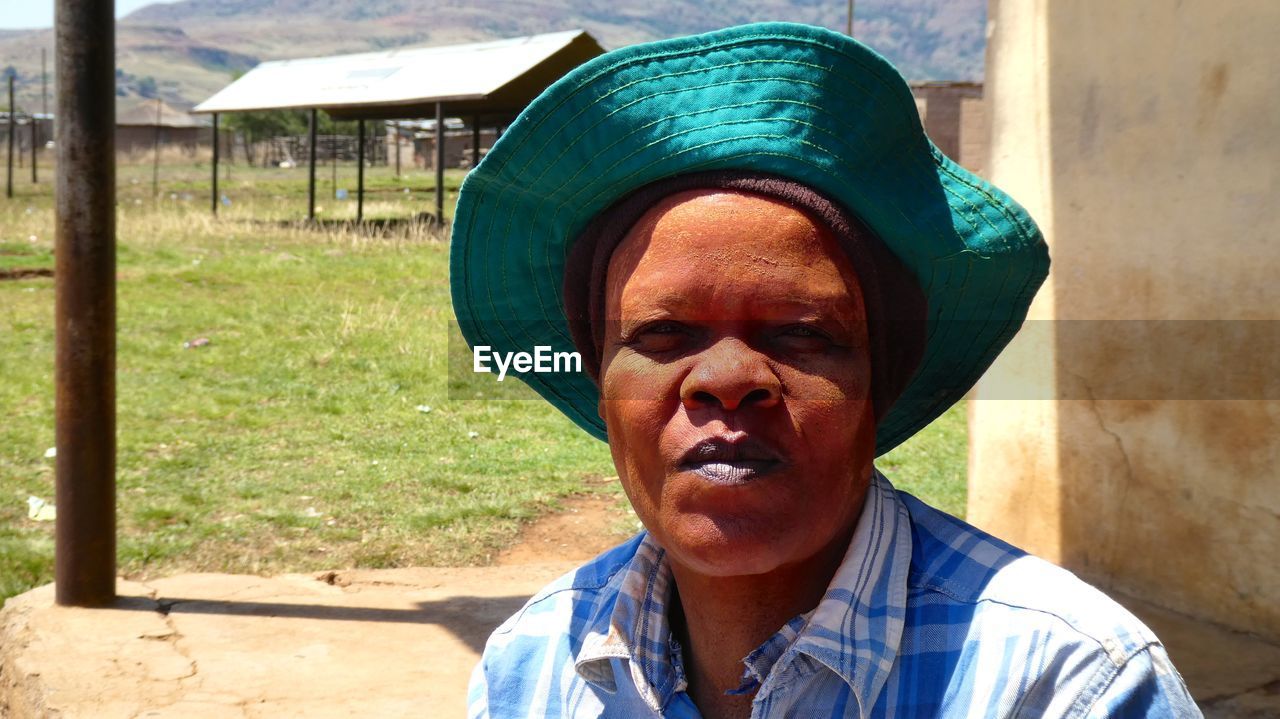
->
[679,338,781,412]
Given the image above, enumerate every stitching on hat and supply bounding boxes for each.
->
[483,34,905,172]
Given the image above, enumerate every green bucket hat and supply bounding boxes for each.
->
[449,21,1049,455]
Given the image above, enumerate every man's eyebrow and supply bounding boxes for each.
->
[614,294,860,323]
[616,290,701,315]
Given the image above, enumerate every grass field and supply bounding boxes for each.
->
[0,156,966,602]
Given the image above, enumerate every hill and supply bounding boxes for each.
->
[0,0,984,112]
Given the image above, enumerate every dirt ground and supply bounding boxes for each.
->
[495,490,638,566]
[4,487,1278,716]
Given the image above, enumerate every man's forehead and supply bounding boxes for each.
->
[605,190,859,309]
[628,189,824,242]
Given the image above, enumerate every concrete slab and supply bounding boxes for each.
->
[3,569,1278,717]
[0,565,577,719]
[1119,593,1280,718]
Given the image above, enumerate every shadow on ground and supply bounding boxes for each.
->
[111,592,526,654]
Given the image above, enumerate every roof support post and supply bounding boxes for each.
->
[6,74,14,199]
[471,114,480,170]
[357,119,365,224]
[210,113,219,215]
[31,107,38,183]
[394,122,401,176]
[152,98,161,199]
[54,0,117,607]
[307,108,317,221]
[435,102,444,223]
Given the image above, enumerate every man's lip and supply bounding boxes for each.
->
[677,436,788,484]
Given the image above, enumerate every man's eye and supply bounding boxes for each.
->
[775,324,832,350]
[624,321,692,352]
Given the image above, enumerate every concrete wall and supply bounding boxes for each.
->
[912,83,987,175]
[116,125,203,156]
[412,129,499,170]
[971,1,1280,640]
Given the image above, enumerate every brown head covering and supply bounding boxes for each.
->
[562,170,928,422]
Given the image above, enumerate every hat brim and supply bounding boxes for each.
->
[449,22,1049,455]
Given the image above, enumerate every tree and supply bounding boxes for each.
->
[137,76,158,99]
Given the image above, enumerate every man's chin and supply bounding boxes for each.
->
[654,518,805,579]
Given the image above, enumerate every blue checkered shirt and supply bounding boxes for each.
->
[468,472,1199,717]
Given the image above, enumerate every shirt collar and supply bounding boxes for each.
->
[574,470,913,715]
[575,534,683,712]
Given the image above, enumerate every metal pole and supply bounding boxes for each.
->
[394,121,400,176]
[55,0,117,607]
[210,113,218,215]
[151,97,160,198]
[307,108,317,221]
[471,114,480,170]
[330,134,336,200]
[6,74,13,199]
[40,47,47,184]
[846,0,855,36]
[357,119,365,223]
[435,102,444,222]
[31,110,38,183]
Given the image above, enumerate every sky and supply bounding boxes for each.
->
[0,0,178,30]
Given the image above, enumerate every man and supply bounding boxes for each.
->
[450,23,1199,718]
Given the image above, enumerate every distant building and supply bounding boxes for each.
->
[910,82,986,176]
[115,98,221,156]
[398,119,500,170]
[0,112,53,155]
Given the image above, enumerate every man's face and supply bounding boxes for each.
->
[598,189,877,578]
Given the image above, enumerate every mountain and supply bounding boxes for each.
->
[0,0,984,112]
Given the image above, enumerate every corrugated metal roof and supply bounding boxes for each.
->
[193,30,603,118]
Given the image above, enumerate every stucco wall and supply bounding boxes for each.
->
[970,0,1280,640]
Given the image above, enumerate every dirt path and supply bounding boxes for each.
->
[495,492,637,566]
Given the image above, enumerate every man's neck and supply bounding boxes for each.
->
[667,524,857,719]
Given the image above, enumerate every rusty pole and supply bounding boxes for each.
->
[55,0,117,607]
[434,102,444,222]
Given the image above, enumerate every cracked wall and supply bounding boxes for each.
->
[970,0,1280,640]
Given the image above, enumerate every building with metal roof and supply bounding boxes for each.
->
[194,30,602,120]
[193,30,605,222]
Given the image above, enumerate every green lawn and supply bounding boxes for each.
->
[0,159,966,602]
